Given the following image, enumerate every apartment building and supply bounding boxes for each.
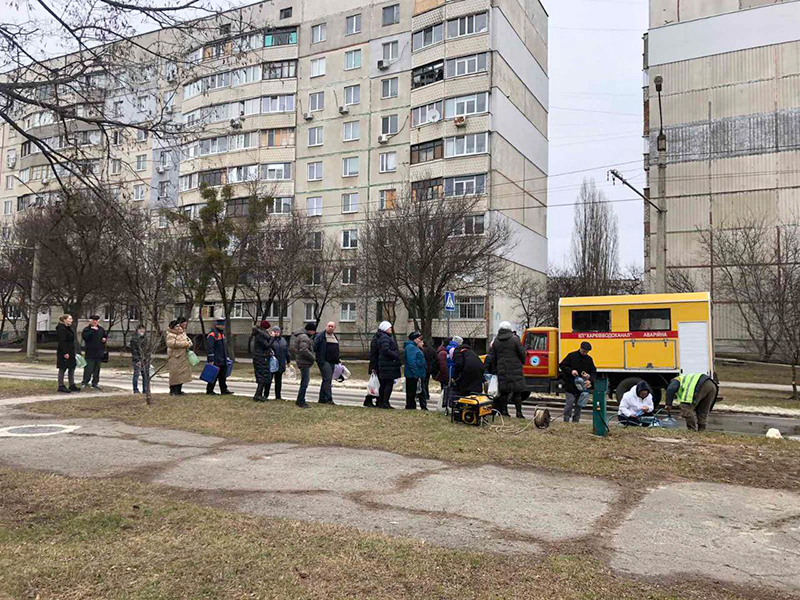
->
[644,0,800,353]
[0,0,549,353]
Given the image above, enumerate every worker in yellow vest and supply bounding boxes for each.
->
[665,373,719,431]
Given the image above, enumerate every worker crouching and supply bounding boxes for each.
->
[665,373,719,431]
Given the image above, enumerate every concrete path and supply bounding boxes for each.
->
[722,381,796,392]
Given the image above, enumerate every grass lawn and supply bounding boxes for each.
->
[0,468,771,600]
[24,393,800,492]
[716,360,794,386]
[717,386,800,410]
[0,377,58,399]
[0,350,165,371]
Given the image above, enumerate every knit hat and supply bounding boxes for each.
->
[270,326,281,334]
[259,320,270,329]
[409,331,421,341]
[452,335,463,345]
[304,322,317,332]
[580,341,592,351]
[378,321,392,332]
[499,321,512,332]
[215,318,226,326]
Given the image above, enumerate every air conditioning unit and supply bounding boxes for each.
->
[303,112,314,121]
[454,116,467,127]
[377,134,390,144]
[338,105,349,114]
[165,105,174,114]
[377,59,389,70]
[5,154,16,169]
[156,165,167,174]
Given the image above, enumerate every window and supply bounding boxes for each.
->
[344,84,360,105]
[629,309,671,332]
[137,129,148,142]
[342,266,358,285]
[573,311,611,333]
[445,174,486,196]
[311,57,326,77]
[381,77,398,99]
[446,53,488,78]
[229,132,258,151]
[379,151,397,173]
[3,200,12,215]
[158,181,169,199]
[311,23,327,43]
[457,296,485,320]
[309,91,324,112]
[379,188,396,210]
[268,197,293,214]
[340,302,357,322]
[411,100,443,127]
[382,41,399,61]
[264,27,297,46]
[264,60,297,79]
[135,154,147,171]
[110,159,122,175]
[344,50,362,70]
[264,127,295,147]
[343,121,360,141]
[412,23,443,51]
[411,177,443,201]
[226,197,250,217]
[199,169,225,187]
[445,92,488,118]
[304,302,318,321]
[308,126,324,146]
[306,197,322,216]
[136,96,148,111]
[412,61,444,89]
[342,228,358,249]
[445,132,488,157]
[228,164,259,183]
[342,192,358,213]
[452,214,485,236]
[264,301,289,319]
[381,114,398,135]
[307,231,323,249]
[280,7,292,19]
[447,12,488,38]
[342,156,359,177]
[133,184,146,201]
[307,161,323,181]
[262,94,296,113]
[346,14,361,35]
[232,65,262,85]
[159,151,169,166]
[262,162,292,180]
[382,4,400,26]
[4,176,13,190]
[306,267,322,286]
[411,139,443,164]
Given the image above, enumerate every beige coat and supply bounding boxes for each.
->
[166,327,193,385]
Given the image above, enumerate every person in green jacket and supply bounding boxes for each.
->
[665,373,718,431]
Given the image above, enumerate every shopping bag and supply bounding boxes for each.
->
[75,353,87,369]
[186,350,200,367]
[101,350,110,363]
[226,357,233,377]
[200,363,220,383]
[269,355,279,373]
[487,375,499,397]
[367,373,380,396]
[285,364,297,381]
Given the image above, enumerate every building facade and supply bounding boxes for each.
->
[644,0,800,353]
[0,0,549,353]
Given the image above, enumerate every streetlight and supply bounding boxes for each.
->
[654,75,667,294]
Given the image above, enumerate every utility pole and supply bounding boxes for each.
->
[26,241,41,360]
[654,75,668,294]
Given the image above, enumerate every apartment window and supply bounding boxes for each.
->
[307,161,323,181]
[445,92,488,118]
[268,197,293,214]
[133,184,146,201]
[199,169,225,187]
[3,200,12,215]
[262,162,292,181]
[228,164,259,183]
[342,156,359,177]
[412,177,443,201]
[229,131,258,150]
[184,78,202,99]
[412,61,444,89]
[311,57,326,77]
[343,121,360,141]
[136,96,148,111]
[457,296,485,319]
[411,100,443,127]
[382,4,400,26]
[342,228,358,249]
[346,14,362,35]
[379,152,397,173]
[303,302,317,322]
[382,41,399,61]
[452,214,485,237]
[342,266,358,285]
[135,154,147,171]
[445,174,486,196]
[4,176,13,190]
[344,84,360,105]
[446,53,488,78]
[307,231,323,249]
[381,77,398,99]
[411,139,443,164]
[158,181,169,200]
[340,302,357,322]
[226,198,250,217]
[264,127,295,147]
[306,268,322,286]
[264,27,297,46]
[137,129,148,142]
[342,192,359,213]
[308,126,324,146]
[280,7,292,19]
[445,132,488,157]
[447,12,488,38]
[381,114,398,135]
[379,189,396,210]
[311,23,327,43]
[264,60,297,79]
[232,65,262,85]
[344,49,362,70]
[159,151,169,166]
[263,301,289,319]
[262,94,296,113]
[110,159,122,175]
[306,196,322,216]
[309,91,324,112]
[412,23,443,51]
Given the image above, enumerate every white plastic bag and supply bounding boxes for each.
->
[285,364,297,381]
[368,373,380,396]
[487,375,499,397]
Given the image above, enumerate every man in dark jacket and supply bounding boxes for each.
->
[488,322,527,418]
[375,321,401,409]
[314,321,340,404]
[56,314,79,393]
[206,318,232,395]
[251,320,274,402]
[269,326,291,400]
[421,340,438,409]
[81,315,106,389]
[130,324,150,395]
[291,322,316,408]
[452,342,484,396]
[559,341,596,423]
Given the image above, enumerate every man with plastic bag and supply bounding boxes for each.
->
[486,322,526,418]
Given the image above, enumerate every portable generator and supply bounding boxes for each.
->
[451,395,494,426]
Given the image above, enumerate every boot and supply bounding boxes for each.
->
[363,395,375,408]
[515,403,525,419]
[69,385,80,392]
[58,385,71,393]
[175,384,186,396]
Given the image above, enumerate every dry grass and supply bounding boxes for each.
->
[0,467,777,600]
[716,360,794,386]
[717,387,800,410]
[24,393,800,492]
[0,377,57,399]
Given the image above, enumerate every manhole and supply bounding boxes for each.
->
[0,424,80,437]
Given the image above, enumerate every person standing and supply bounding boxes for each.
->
[81,314,106,390]
[269,326,290,400]
[56,314,79,393]
[314,321,340,404]
[665,373,719,431]
[364,326,381,408]
[452,341,484,397]
[403,331,428,410]
[488,322,527,419]
[421,339,438,409]
[559,341,596,423]
[206,318,232,395]
[166,319,192,395]
[130,324,150,395]
[290,322,316,408]
[375,321,401,409]
[250,320,274,402]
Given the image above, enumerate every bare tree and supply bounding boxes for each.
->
[298,233,344,328]
[0,243,32,344]
[507,275,551,329]
[667,263,697,294]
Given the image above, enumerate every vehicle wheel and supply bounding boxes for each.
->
[615,377,642,401]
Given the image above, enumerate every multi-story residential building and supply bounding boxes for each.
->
[0,0,549,354]
[644,0,800,353]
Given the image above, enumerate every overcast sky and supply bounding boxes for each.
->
[546,0,649,269]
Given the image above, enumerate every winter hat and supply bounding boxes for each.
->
[408,331,421,341]
[89,314,100,320]
[580,341,592,351]
[259,320,270,329]
[215,318,226,326]
[270,326,281,334]
[378,321,392,332]
[304,322,317,332]
[498,321,512,332]
[452,335,464,345]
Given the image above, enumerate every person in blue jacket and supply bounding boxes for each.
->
[206,319,232,395]
[404,331,428,410]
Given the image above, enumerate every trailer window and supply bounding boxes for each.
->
[572,310,610,333]
[524,333,547,351]
[629,308,671,331]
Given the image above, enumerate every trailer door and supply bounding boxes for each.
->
[678,321,710,375]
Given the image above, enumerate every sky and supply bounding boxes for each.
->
[546,0,649,269]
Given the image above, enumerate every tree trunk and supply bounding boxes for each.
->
[793,363,798,401]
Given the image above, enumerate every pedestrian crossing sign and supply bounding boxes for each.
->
[444,291,456,312]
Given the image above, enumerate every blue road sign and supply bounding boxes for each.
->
[444,291,456,312]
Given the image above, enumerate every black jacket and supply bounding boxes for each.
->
[314,332,340,365]
[130,333,149,363]
[82,325,106,360]
[207,328,228,366]
[559,349,597,396]
[273,336,290,372]
[251,327,275,380]
[368,333,380,373]
[452,344,484,395]
[488,330,527,393]
[376,330,401,380]
[56,323,76,369]
[422,345,438,378]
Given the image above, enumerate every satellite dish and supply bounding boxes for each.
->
[427,109,440,123]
